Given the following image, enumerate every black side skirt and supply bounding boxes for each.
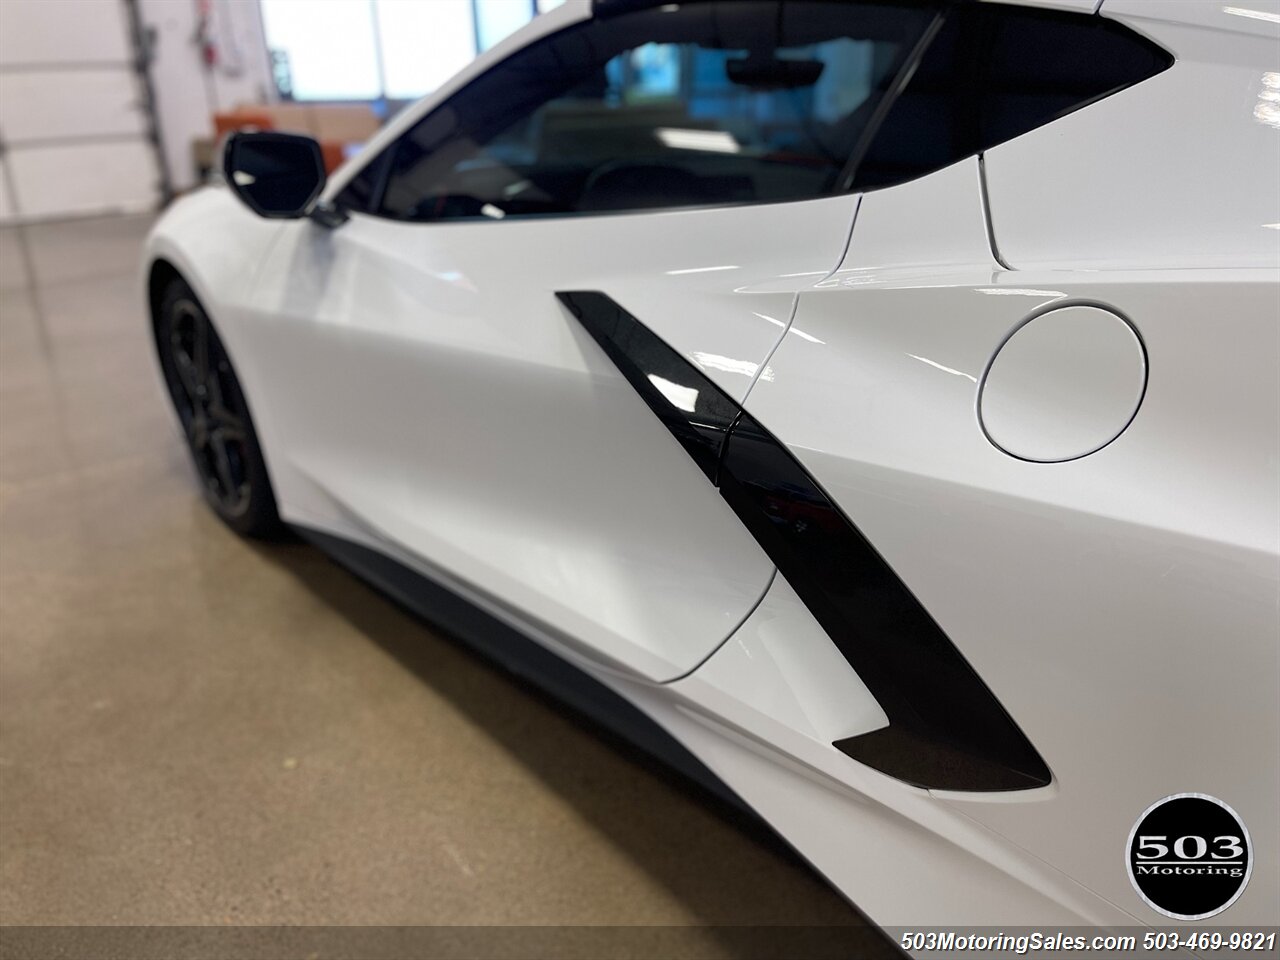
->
[293,525,753,814]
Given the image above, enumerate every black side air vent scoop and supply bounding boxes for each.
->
[558,290,1051,792]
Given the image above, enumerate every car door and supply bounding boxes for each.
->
[241,0,937,684]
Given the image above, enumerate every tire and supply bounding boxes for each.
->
[155,277,281,538]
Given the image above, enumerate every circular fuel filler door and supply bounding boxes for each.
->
[978,303,1147,463]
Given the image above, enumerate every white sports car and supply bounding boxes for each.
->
[142,0,1278,936]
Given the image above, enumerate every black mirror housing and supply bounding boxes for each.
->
[222,131,326,219]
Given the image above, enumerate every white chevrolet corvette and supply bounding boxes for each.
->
[142,0,1278,936]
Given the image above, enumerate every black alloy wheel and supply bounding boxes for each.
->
[156,277,280,538]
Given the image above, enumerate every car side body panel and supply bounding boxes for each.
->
[984,4,1280,270]
[221,193,861,684]
[746,80,1279,927]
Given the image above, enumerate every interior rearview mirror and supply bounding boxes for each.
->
[222,131,328,220]
[725,56,824,90]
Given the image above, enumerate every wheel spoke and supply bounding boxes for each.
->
[206,401,246,438]
[203,357,246,437]
[187,413,209,452]
[208,431,240,503]
[171,339,202,405]
[169,302,209,408]
[164,296,256,519]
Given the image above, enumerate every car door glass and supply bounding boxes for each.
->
[357,1,934,221]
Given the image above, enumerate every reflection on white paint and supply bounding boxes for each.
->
[427,269,476,292]
[907,354,977,383]
[975,288,1065,298]
[1255,72,1280,128]
[656,128,741,153]
[648,374,699,412]
[666,264,740,275]
[1223,6,1280,24]
[1263,223,1280,230]
[833,271,881,287]
[751,311,825,344]
[692,352,758,378]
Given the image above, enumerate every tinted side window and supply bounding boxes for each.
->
[367,1,935,221]
[851,4,1172,191]
[338,147,392,213]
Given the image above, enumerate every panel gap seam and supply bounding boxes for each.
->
[740,195,861,410]
[978,153,1015,272]
[661,567,778,686]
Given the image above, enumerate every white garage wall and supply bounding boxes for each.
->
[7,140,160,220]
[140,0,275,192]
[0,71,149,142]
[0,0,133,64]
[0,158,13,221]
[0,0,275,222]
[0,0,162,222]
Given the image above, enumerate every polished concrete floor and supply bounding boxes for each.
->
[0,215,890,957]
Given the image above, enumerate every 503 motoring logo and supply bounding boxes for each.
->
[1127,794,1253,920]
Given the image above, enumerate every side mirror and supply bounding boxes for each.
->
[222,131,336,221]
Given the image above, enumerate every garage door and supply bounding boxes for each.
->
[0,0,165,222]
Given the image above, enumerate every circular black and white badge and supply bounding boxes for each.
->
[1127,794,1252,920]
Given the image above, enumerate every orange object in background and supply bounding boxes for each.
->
[213,109,276,141]
[318,141,346,174]
[213,104,380,174]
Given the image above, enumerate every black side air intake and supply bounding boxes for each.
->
[557,290,1051,792]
